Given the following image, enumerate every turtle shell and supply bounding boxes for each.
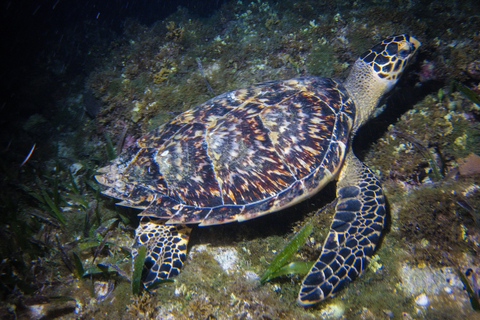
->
[96,77,356,225]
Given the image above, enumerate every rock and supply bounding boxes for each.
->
[415,293,429,307]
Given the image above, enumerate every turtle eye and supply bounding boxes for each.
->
[397,41,413,58]
[398,48,410,58]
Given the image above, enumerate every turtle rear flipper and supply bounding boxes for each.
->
[133,217,192,286]
[298,153,386,306]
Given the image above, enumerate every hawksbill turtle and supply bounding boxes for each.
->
[96,34,420,306]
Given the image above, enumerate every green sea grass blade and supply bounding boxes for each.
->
[267,261,314,279]
[77,239,122,252]
[67,170,80,194]
[40,187,66,225]
[455,81,480,107]
[82,265,109,277]
[260,221,313,284]
[105,133,117,161]
[132,245,146,295]
[64,193,89,209]
[52,173,60,205]
[117,211,131,225]
[72,252,85,279]
[98,263,130,279]
[19,184,45,204]
[82,264,127,278]
[457,269,480,311]
[146,278,174,291]
[77,240,101,251]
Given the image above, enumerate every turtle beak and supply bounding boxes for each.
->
[408,36,421,52]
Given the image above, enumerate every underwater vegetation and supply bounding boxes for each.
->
[2,0,480,319]
[260,218,314,284]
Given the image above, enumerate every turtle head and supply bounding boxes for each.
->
[345,34,421,130]
[360,34,421,90]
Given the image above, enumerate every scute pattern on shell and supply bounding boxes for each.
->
[97,77,355,225]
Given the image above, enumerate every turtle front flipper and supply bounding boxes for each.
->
[298,153,386,306]
[132,217,192,287]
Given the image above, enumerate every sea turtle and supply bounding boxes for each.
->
[96,34,420,306]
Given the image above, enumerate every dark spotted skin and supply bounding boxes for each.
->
[99,77,355,225]
[360,34,415,81]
